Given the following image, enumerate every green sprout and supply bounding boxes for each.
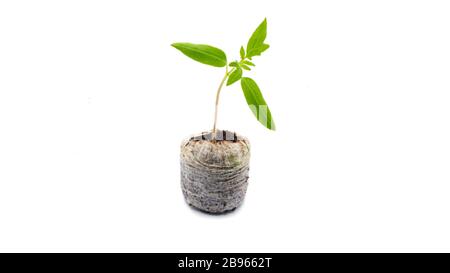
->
[172,18,275,138]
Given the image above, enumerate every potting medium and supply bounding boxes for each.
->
[180,130,250,214]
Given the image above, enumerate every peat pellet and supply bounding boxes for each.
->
[180,130,250,214]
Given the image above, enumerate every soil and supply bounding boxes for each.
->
[180,130,251,214]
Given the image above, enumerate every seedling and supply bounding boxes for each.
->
[172,18,275,139]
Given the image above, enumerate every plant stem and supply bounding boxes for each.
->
[212,67,231,140]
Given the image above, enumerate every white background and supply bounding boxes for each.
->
[1,0,450,252]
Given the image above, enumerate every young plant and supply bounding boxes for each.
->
[172,18,275,138]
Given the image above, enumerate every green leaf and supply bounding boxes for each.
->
[247,43,270,58]
[246,18,267,58]
[243,60,255,66]
[240,77,275,130]
[260,44,270,53]
[226,67,242,86]
[240,46,245,59]
[241,64,251,71]
[229,61,239,67]
[171,43,227,67]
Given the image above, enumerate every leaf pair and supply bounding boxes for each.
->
[171,18,269,69]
